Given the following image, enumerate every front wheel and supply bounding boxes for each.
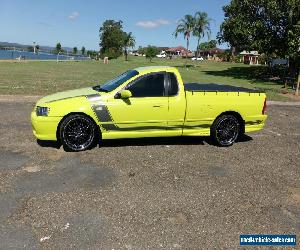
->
[59,114,97,151]
[211,114,240,147]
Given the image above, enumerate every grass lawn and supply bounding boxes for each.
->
[0,56,294,100]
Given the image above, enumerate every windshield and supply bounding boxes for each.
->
[93,70,139,92]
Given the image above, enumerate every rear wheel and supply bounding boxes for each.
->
[59,114,97,151]
[211,114,240,146]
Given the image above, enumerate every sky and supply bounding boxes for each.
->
[0,0,230,51]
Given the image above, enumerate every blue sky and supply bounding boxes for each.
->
[0,0,230,50]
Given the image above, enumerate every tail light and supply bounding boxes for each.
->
[262,98,267,115]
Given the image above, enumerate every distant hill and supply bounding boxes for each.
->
[0,41,74,53]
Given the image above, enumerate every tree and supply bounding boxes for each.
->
[138,46,146,55]
[145,46,158,62]
[73,47,78,55]
[81,46,86,55]
[287,20,300,94]
[217,50,231,61]
[87,50,99,60]
[99,20,124,59]
[174,15,195,58]
[193,11,212,58]
[56,43,62,54]
[208,40,217,49]
[199,42,208,50]
[199,40,217,50]
[123,32,135,61]
[218,0,300,80]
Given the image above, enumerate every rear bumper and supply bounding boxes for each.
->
[31,112,61,141]
[245,115,267,133]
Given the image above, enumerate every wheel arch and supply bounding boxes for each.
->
[56,112,101,143]
[213,111,245,134]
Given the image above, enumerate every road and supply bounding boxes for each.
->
[0,100,299,249]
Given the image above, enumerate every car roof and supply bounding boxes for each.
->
[134,66,176,74]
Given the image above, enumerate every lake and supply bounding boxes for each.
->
[0,49,90,60]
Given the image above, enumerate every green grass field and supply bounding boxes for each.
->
[0,56,292,100]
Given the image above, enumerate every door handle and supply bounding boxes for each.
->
[153,105,163,108]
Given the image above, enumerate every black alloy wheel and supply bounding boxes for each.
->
[211,114,240,146]
[60,114,97,151]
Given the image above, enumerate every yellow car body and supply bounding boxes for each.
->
[31,66,267,150]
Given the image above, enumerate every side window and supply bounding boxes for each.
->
[127,73,165,97]
[168,73,179,96]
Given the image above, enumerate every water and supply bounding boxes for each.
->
[0,49,90,60]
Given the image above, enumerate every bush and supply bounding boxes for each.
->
[217,51,231,62]
[233,55,243,63]
[258,53,268,65]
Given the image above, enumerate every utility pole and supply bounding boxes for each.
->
[296,68,299,96]
[296,46,300,96]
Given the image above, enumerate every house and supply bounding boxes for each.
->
[240,50,260,65]
[198,48,224,60]
[166,45,193,58]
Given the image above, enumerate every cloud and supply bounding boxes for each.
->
[136,19,171,29]
[68,11,80,20]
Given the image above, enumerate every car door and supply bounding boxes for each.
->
[105,72,168,132]
[166,72,186,135]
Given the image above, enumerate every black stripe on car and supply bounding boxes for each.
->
[86,94,211,131]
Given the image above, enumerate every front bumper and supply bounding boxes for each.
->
[31,112,61,141]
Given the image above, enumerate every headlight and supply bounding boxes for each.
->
[36,106,50,116]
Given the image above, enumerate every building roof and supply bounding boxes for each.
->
[199,48,224,54]
[240,50,259,56]
[166,45,188,52]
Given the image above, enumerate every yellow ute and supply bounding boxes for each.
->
[31,66,267,151]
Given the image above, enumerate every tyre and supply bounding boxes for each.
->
[59,114,97,151]
[211,114,240,147]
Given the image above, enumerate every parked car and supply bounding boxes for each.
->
[31,66,267,151]
[191,57,204,61]
[156,54,166,58]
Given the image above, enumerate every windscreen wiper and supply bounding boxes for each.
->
[92,85,108,92]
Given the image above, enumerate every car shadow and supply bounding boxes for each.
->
[100,136,208,148]
[36,134,253,150]
[174,64,198,69]
[236,134,253,143]
[99,134,253,148]
[37,139,61,149]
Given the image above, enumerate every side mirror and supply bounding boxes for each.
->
[118,90,132,99]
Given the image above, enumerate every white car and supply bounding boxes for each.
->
[156,54,166,58]
[191,57,204,61]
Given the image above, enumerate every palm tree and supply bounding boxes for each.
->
[73,47,78,55]
[193,12,212,58]
[56,42,62,62]
[56,43,62,54]
[123,32,135,61]
[174,15,195,59]
[81,46,86,55]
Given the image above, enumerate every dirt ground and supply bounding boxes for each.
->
[0,99,299,249]
[279,93,300,101]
